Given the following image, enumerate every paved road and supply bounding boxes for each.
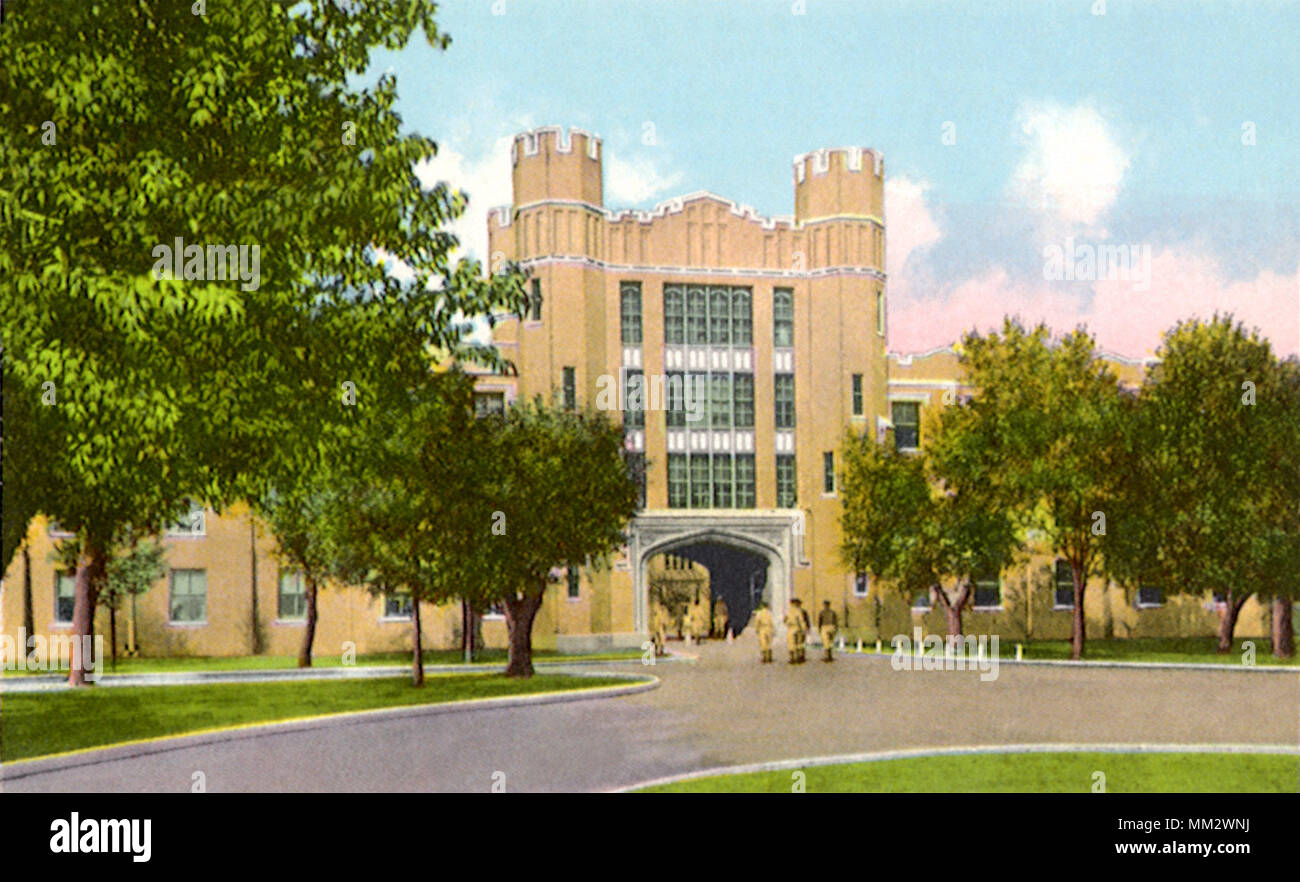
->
[5,637,1297,792]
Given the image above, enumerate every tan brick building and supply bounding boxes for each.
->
[0,125,1271,662]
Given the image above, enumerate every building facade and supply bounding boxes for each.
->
[0,126,1272,663]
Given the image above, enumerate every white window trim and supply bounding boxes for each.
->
[850,572,870,598]
[53,572,76,626]
[168,570,207,626]
[972,577,1003,611]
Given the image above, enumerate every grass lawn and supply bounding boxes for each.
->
[844,637,1298,666]
[638,751,1300,793]
[1,647,641,677]
[0,672,631,762]
[1015,637,1300,666]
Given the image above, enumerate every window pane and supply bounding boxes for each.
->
[710,373,731,429]
[666,372,685,427]
[712,454,733,508]
[687,373,709,427]
[892,401,920,450]
[279,570,306,620]
[562,366,576,411]
[55,572,76,623]
[773,289,794,347]
[731,288,752,345]
[620,283,642,344]
[687,286,708,344]
[709,288,730,345]
[664,286,685,344]
[776,454,797,507]
[568,568,581,599]
[1054,560,1074,607]
[823,451,835,494]
[734,455,756,508]
[668,454,689,508]
[732,373,754,428]
[627,452,646,509]
[690,455,711,508]
[530,278,543,321]
[854,572,869,596]
[774,373,795,429]
[974,573,1001,607]
[624,369,645,428]
[852,374,864,416]
[171,570,206,622]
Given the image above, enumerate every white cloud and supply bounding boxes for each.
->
[884,175,942,290]
[1011,100,1130,229]
[414,133,518,265]
[605,153,685,206]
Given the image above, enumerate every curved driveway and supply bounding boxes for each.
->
[5,638,1297,792]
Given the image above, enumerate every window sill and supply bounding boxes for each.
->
[273,619,306,626]
[1051,604,1075,611]
[167,621,208,628]
[378,616,413,623]
[971,606,1003,612]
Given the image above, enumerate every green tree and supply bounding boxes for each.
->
[1108,318,1300,656]
[929,320,1131,660]
[52,531,166,671]
[468,400,640,677]
[0,1,525,684]
[840,429,1016,637]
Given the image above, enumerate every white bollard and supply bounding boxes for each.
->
[726,629,734,644]
[875,638,882,654]
[838,635,845,650]
[1016,643,1023,661]
[856,639,863,653]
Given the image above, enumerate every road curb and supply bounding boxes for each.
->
[0,671,659,782]
[613,742,1300,792]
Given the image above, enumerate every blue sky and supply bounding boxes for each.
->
[370,0,1299,357]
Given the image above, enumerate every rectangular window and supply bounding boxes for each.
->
[734,455,756,508]
[667,454,689,508]
[383,591,413,620]
[278,570,307,620]
[687,372,709,427]
[712,454,733,508]
[1137,585,1164,608]
[664,285,684,344]
[627,452,647,509]
[732,373,754,429]
[973,572,1002,608]
[710,373,731,429]
[529,278,543,322]
[567,567,581,600]
[473,392,505,418]
[731,288,753,345]
[776,454,797,507]
[822,451,835,495]
[620,282,642,344]
[912,589,932,610]
[562,366,576,411]
[773,288,794,347]
[892,401,920,450]
[54,571,76,624]
[709,287,730,345]
[687,286,708,345]
[876,289,885,336]
[774,373,795,429]
[169,569,207,624]
[852,374,864,416]
[854,572,870,597]
[666,371,685,428]
[690,455,712,508]
[1054,560,1075,608]
[623,369,645,429]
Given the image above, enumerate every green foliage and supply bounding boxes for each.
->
[1107,317,1300,603]
[50,531,167,609]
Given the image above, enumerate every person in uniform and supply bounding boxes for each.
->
[784,598,808,663]
[652,601,670,656]
[690,600,708,642]
[751,602,775,663]
[818,600,839,662]
[713,598,729,639]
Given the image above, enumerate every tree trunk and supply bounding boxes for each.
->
[297,574,318,668]
[109,600,118,672]
[1070,563,1087,661]
[503,590,545,678]
[411,598,425,687]
[462,599,473,664]
[933,582,968,637]
[21,544,34,643]
[67,541,108,687]
[1216,591,1250,653]
[1272,595,1295,659]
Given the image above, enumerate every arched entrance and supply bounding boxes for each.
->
[631,511,805,638]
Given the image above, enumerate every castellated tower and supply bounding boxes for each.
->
[789,147,888,617]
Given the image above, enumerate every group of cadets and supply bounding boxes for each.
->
[650,595,840,665]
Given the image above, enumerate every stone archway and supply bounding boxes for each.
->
[631,511,805,638]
